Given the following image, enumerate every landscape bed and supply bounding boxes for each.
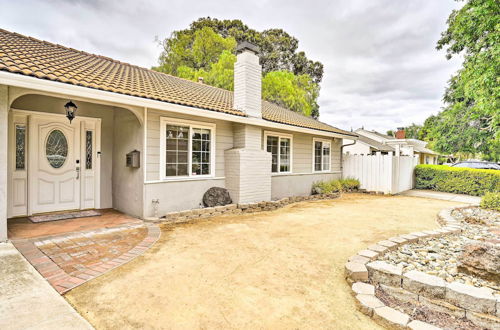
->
[345,205,500,329]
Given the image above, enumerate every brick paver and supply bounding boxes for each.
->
[12,223,160,294]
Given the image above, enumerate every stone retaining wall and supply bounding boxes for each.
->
[145,192,341,224]
[345,207,500,329]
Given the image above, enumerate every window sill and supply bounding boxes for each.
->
[145,176,223,184]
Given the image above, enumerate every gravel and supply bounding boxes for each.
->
[379,207,500,294]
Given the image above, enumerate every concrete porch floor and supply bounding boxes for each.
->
[8,209,142,240]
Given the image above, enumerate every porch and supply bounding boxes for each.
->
[9,209,160,294]
[0,86,146,242]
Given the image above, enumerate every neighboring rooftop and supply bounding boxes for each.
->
[357,135,395,152]
[0,28,356,137]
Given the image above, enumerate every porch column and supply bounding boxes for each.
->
[0,85,8,242]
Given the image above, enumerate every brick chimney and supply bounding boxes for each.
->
[234,41,261,118]
[395,127,406,139]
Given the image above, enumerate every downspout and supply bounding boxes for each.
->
[340,139,356,178]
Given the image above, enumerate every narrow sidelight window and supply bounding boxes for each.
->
[85,130,93,170]
[15,125,26,170]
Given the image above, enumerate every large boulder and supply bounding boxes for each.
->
[203,187,232,207]
[457,241,500,282]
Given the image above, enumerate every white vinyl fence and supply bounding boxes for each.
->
[343,152,419,194]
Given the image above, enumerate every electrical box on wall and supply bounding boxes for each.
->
[126,150,140,168]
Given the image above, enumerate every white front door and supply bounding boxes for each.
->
[29,116,81,214]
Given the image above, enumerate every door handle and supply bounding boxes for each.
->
[76,166,80,180]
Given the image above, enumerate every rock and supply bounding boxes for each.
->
[419,296,466,319]
[379,284,418,304]
[202,187,232,207]
[372,306,410,329]
[466,311,500,329]
[355,294,384,316]
[366,261,403,287]
[407,320,442,330]
[445,281,496,314]
[402,270,446,299]
[345,262,368,282]
[352,282,375,295]
[458,241,500,282]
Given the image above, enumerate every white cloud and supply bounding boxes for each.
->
[1,0,463,133]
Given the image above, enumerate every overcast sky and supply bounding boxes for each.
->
[1,0,463,133]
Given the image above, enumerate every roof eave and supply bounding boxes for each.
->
[0,71,356,139]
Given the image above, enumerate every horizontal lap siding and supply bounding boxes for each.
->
[263,128,341,173]
[146,109,233,181]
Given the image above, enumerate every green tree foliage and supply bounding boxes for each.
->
[262,71,319,117]
[424,0,500,161]
[154,17,323,118]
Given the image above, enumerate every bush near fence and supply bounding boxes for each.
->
[481,192,500,211]
[415,165,500,196]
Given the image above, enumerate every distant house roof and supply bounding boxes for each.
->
[357,135,395,152]
[412,144,438,155]
[365,130,395,140]
[0,29,357,137]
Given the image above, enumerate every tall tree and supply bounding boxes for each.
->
[427,0,499,161]
[154,18,324,118]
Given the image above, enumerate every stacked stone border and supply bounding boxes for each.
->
[12,223,160,294]
[145,192,342,224]
[345,207,500,329]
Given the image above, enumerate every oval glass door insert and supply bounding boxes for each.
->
[46,129,68,168]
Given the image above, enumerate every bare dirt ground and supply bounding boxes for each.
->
[65,193,464,329]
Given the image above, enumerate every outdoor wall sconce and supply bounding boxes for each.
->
[64,100,78,123]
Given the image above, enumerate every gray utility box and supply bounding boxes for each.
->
[126,150,140,168]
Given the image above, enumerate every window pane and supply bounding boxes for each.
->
[280,138,290,172]
[202,163,210,175]
[178,164,188,176]
[322,143,330,171]
[85,131,93,170]
[191,127,211,176]
[15,125,26,170]
[267,136,279,173]
[46,129,68,169]
[314,141,322,171]
[165,125,189,177]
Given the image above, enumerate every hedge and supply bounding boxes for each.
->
[481,192,500,211]
[414,165,500,196]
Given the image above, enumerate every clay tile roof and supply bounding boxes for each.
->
[0,28,356,137]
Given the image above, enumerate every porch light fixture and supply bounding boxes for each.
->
[64,100,78,123]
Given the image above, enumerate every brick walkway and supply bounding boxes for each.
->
[12,223,160,294]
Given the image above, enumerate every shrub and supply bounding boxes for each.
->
[480,192,500,211]
[312,179,342,195]
[339,177,361,191]
[415,165,500,196]
[312,178,359,194]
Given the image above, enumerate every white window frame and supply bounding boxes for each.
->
[312,138,332,173]
[160,117,216,180]
[264,131,293,175]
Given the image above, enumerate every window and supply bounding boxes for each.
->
[160,118,215,179]
[46,129,68,169]
[15,125,26,170]
[85,131,93,170]
[265,132,292,173]
[313,139,331,172]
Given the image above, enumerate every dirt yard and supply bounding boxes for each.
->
[65,194,463,329]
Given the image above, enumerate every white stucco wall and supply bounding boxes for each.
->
[0,85,8,242]
[144,178,225,216]
[271,172,341,199]
[343,141,372,155]
[112,108,143,218]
